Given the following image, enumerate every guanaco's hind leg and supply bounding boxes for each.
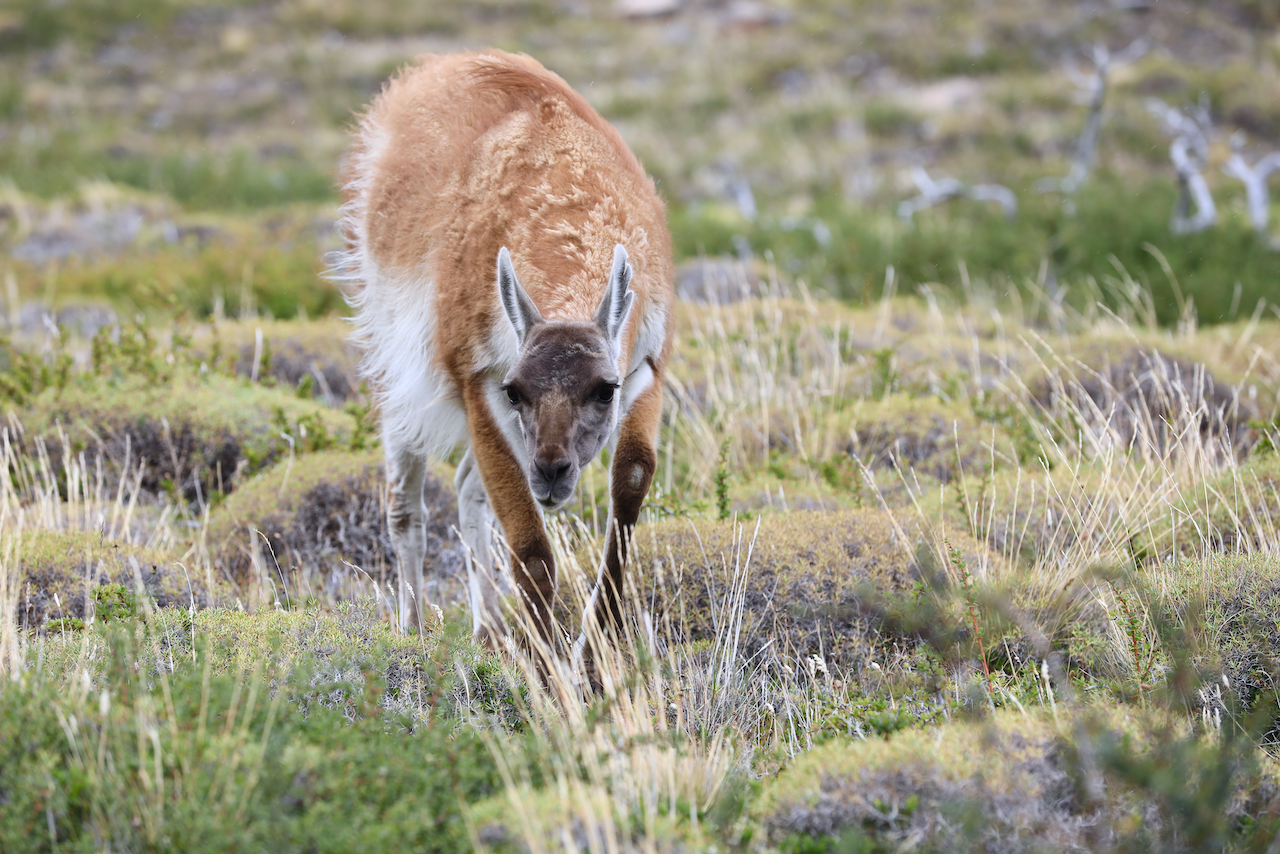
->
[461,380,560,653]
[386,439,429,633]
[455,449,510,646]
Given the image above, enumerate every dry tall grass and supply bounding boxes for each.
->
[2,280,1279,849]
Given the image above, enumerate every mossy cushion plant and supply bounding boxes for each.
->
[758,697,1280,853]
[11,529,224,631]
[12,365,357,503]
[757,710,1074,850]
[202,449,460,596]
[754,707,1280,852]
[822,394,1021,483]
[191,317,363,402]
[606,509,1000,673]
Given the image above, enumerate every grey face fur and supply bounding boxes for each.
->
[497,245,635,510]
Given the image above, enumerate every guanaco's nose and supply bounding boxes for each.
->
[536,457,572,488]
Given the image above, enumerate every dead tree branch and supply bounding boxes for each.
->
[1146,98,1217,235]
[897,167,1017,222]
[1037,39,1147,198]
[1222,134,1280,244]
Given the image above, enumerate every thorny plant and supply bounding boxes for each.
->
[1108,578,1160,687]
[947,540,992,692]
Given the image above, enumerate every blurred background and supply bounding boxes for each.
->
[0,0,1277,328]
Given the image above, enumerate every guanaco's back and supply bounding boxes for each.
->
[343,51,671,385]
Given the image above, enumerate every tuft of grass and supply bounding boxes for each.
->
[607,510,998,678]
[714,438,733,520]
[862,100,920,138]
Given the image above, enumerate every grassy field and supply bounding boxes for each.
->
[4,1,1280,851]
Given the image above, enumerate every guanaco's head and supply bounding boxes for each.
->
[497,244,635,510]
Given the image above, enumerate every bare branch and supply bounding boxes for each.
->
[898,167,1017,221]
[1113,37,1150,65]
[1169,139,1217,234]
[1038,39,1147,197]
[1146,97,1217,235]
[968,184,1019,218]
[1221,138,1280,239]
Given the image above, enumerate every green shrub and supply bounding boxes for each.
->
[0,618,516,854]
[670,177,1280,327]
[91,583,139,622]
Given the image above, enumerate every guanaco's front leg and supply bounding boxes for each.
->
[585,369,663,637]
[461,378,559,651]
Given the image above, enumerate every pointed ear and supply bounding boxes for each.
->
[497,247,543,347]
[594,244,635,348]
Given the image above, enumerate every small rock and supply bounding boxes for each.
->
[478,824,509,845]
[14,302,53,335]
[675,257,766,305]
[616,0,681,19]
[721,0,787,29]
[56,304,119,338]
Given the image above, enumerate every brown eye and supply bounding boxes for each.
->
[505,386,521,405]
[595,383,616,403]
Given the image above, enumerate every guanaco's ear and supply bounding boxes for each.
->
[497,247,544,346]
[594,244,635,350]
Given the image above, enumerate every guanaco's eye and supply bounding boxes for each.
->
[594,383,616,403]
[504,386,521,406]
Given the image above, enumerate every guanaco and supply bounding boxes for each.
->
[336,50,673,655]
